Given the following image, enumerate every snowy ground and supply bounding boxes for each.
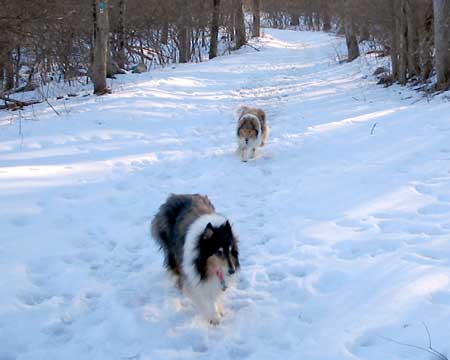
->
[1,29,450,360]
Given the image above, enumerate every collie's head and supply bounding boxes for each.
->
[238,116,260,145]
[192,220,240,283]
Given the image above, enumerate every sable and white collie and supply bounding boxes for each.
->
[151,194,239,325]
[236,105,269,161]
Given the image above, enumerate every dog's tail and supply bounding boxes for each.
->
[151,194,183,251]
[151,194,186,275]
[151,194,215,250]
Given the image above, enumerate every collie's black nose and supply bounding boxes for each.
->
[228,267,235,275]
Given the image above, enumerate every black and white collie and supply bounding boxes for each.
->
[151,194,239,325]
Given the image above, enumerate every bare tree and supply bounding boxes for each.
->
[419,2,434,81]
[252,0,261,38]
[343,0,360,61]
[177,2,191,63]
[161,15,169,45]
[397,0,408,85]
[433,0,450,89]
[234,0,246,49]
[209,0,221,59]
[3,51,14,92]
[92,0,110,95]
[322,1,332,32]
[116,0,127,69]
[406,0,420,78]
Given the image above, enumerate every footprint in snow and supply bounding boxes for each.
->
[114,181,129,192]
[334,238,401,260]
[402,253,443,266]
[372,211,412,219]
[430,290,450,306]
[438,193,450,202]
[42,319,73,344]
[10,216,31,227]
[336,218,373,232]
[53,213,75,229]
[60,191,82,200]
[313,270,349,293]
[378,219,443,236]
[228,346,252,359]
[268,271,286,282]
[403,234,430,245]
[417,203,450,216]
[289,264,316,278]
[413,184,434,195]
[17,291,53,306]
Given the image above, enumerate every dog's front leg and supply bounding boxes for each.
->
[237,145,245,162]
[190,290,220,325]
[217,302,224,317]
[203,301,220,325]
[241,147,250,162]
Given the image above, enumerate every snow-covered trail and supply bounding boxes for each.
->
[1,29,450,360]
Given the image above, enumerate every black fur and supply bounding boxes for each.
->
[151,194,239,283]
[237,117,259,138]
[194,221,240,280]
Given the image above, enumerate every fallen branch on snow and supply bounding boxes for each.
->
[378,322,448,360]
[243,43,261,52]
[0,96,42,111]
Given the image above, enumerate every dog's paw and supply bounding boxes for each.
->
[208,310,221,325]
[209,317,220,326]
[217,304,225,317]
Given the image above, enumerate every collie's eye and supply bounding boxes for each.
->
[216,248,224,257]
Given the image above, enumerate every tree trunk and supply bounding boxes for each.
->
[209,0,220,59]
[4,51,14,92]
[161,20,169,45]
[179,27,190,63]
[343,0,360,61]
[252,0,261,38]
[322,6,332,32]
[313,12,321,31]
[406,0,420,78]
[92,0,110,95]
[178,2,191,63]
[234,0,246,49]
[290,12,300,26]
[398,0,408,85]
[433,0,450,89]
[419,3,434,81]
[0,61,4,86]
[359,24,370,41]
[116,0,127,69]
[390,1,399,80]
[14,46,21,88]
[306,13,314,30]
[231,8,236,41]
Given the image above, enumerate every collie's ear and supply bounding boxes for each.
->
[224,220,232,232]
[203,222,214,239]
[236,106,247,119]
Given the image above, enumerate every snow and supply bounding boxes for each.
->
[1,29,450,360]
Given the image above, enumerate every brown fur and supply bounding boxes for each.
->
[206,256,227,277]
[238,119,259,140]
[237,106,269,146]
